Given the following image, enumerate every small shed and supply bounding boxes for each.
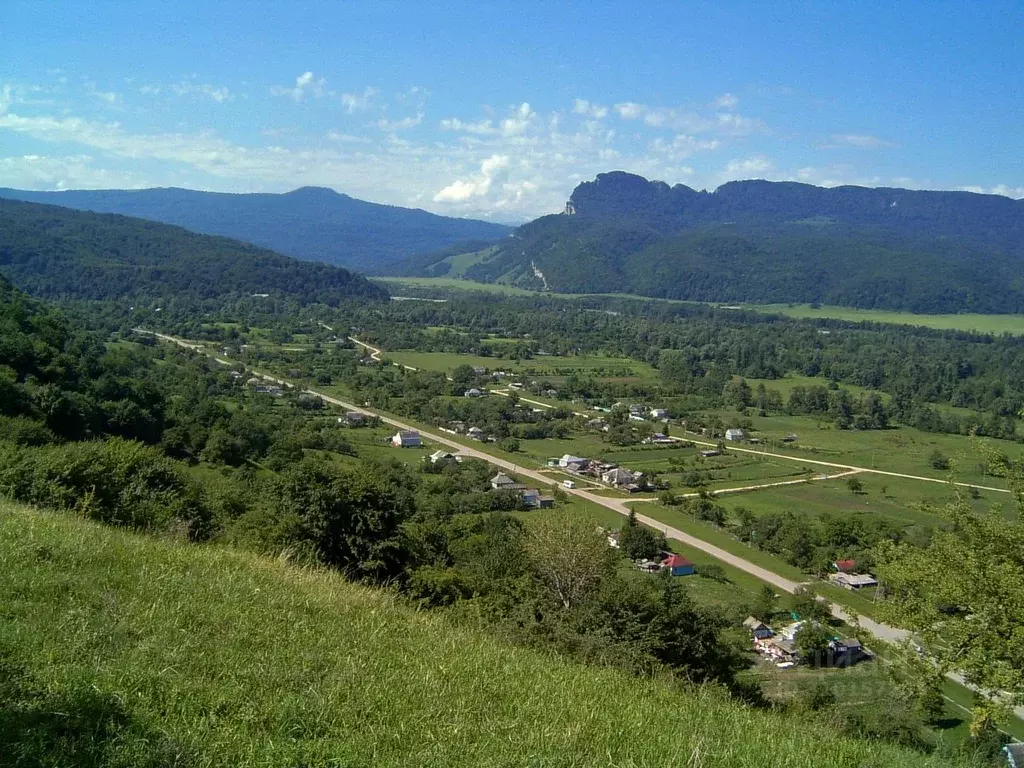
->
[743,617,774,640]
[662,554,695,577]
[1003,743,1024,768]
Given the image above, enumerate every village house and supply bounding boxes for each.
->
[391,430,421,448]
[743,617,775,640]
[643,433,674,445]
[829,572,879,590]
[725,428,747,441]
[585,418,607,430]
[781,433,798,442]
[429,450,456,465]
[628,404,647,416]
[449,420,466,433]
[490,473,520,490]
[662,554,696,576]
[602,467,638,487]
[521,488,554,509]
[471,366,487,375]
[464,388,485,398]
[467,426,486,440]
[650,408,669,419]
[342,411,365,425]
[699,449,722,457]
[833,559,857,573]
[558,454,588,469]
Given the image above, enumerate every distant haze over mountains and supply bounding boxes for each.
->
[0,186,512,273]
[406,172,1024,314]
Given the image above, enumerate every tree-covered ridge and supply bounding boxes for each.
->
[0,198,387,305]
[411,173,1024,314]
[0,186,512,272]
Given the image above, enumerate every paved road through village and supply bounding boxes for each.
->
[142,330,1023,722]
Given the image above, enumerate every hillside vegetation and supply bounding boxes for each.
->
[0,199,387,305]
[408,172,1024,314]
[0,186,511,272]
[0,501,960,768]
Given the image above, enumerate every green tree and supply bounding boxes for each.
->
[753,584,778,621]
[877,461,1024,719]
[525,515,613,610]
[619,511,667,561]
[795,622,834,667]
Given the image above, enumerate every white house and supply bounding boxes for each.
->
[490,473,519,490]
[602,467,638,487]
[392,430,421,448]
[464,388,485,398]
[429,450,455,464]
[467,426,486,440]
[650,408,669,419]
[725,428,747,441]
[558,454,588,468]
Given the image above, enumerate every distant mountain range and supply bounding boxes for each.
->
[0,186,512,273]
[406,172,1024,314]
[0,199,387,305]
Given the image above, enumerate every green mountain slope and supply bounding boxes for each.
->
[0,502,957,768]
[0,186,512,273]
[407,173,1024,313]
[0,198,387,304]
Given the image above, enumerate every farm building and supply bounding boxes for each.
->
[391,430,421,448]
[743,617,774,640]
[662,554,695,577]
[725,428,747,441]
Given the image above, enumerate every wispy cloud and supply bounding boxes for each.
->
[711,93,738,110]
[271,71,326,101]
[820,133,896,149]
[573,99,608,119]
[377,112,424,131]
[171,80,233,103]
[340,86,377,113]
[959,184,1024,199]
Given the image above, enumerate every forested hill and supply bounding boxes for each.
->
[0,186,512,272]
[0,199,387,305]
[409,173,1024,314]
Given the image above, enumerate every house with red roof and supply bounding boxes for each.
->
[663,554,695,577]
[833,559,857,573]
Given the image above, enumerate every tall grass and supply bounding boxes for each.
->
[0,501,961,767]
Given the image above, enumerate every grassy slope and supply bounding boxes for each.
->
[0,501,960,768]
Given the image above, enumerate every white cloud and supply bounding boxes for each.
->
[615,101,646,119]
[500,102,535,137]
[140,84,162,96]
[271,71,326,101]
[821,133,895,149]
[712,93,739,110]
[648,134,720,160]
[83,80,119,105]
[433,154,509,202]
[340,86,377,113]
[377,113,423,131]
[171,80,232,103]
[573,99,608,119]
[440,117,496,134]
[720,155,775,181]
[959,184,1024,199]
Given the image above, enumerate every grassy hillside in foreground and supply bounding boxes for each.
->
[0,502,958,768]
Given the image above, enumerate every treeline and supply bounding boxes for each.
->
[358,295,1024,440]
[0,198,388,305]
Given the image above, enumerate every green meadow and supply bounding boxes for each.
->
[0,501,962,768]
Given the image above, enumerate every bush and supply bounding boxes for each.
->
[0,438,212,537]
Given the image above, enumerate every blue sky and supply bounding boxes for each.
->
[1,1,1021,221]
